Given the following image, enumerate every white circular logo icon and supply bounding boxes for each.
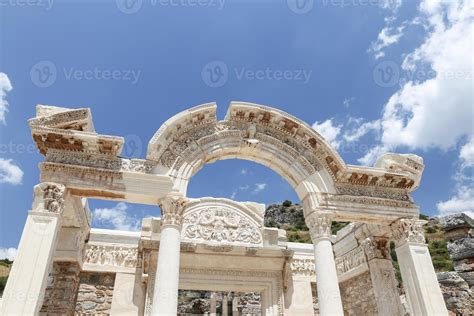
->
[201,61,228,88]
[373,60,400,88]
[116,0,143,14]
[287,0,314,14]
[30,60,57,88]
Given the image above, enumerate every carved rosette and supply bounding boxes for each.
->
[34,182,66,214]
[306,213,332,243]
[159,196,188,227]
[361,236,390,261]
[391,218,426,248]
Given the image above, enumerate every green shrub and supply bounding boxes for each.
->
[282,200,292,207]
[0,276,8,296]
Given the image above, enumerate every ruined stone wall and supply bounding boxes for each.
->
[74,272,115,315]
[40,262,80,315]
[339,272,377,316]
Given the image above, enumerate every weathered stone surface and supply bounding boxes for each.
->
[454,258,474,272]
[448,238,474,261]
[437,272,473,315]
[441,213,474,232]
[339,271,377,316]
[75,272,115,315]
[40,261,80,315]
[459,272,474,288]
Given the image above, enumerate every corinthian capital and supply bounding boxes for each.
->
[159,195,188,227]
[306,213,332,243]
[33,182,66,214]
[361,236,390,261]
[390,218,425,248]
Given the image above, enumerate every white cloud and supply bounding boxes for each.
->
[92,202,141,231]
[0,247,17,260]
[312,119,342,149]
[230,191,237,199]
[0,73,13,124]
[361,0,473,165]
[459,137,474,168]
[369,26,405,59]
[240,169,248,175]
[0,158,23,185]
[343,120,381,143]
[252,183,267,194]
[437,186,474,218]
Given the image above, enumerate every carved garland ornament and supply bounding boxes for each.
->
[335,246,367,277]
[182,207,262,245]
[391,218,426,247]
[290,258,316,276]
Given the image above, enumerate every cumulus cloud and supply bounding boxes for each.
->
[343,120,381,143]
[0,158,23,185]
[361,0,473,165]
[0,247,18,260]
[437,186,474,218]
[92,202,142,231]
[312,119,342,149]
[252,183,267,194]
[0,73,12,124]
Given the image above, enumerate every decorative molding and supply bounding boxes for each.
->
[391,218,426,247]
[361,237,390,261]
[83,244,138,268]
[306,213,332,242]
[159,196,188,226]
[182,207,262,246]
[290,258,316,276]
[335,246,367,277]
[34,182,66,214]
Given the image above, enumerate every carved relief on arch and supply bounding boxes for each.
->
[181,200,264,247]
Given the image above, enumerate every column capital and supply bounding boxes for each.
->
[361,236,390,261]
[305,212,333,243]
[32,182,66,214]
[390,218,425,248]
[158,195,188,227]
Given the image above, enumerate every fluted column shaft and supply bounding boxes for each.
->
[306,212,344,316]
[151,196,187,316]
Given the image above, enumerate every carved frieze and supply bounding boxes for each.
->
[391,218,426,247]
[290,258,316,276]
[182,207,262,246]
[83,244,138,268]
[335,246,367,276]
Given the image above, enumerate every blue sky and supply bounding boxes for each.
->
[0,0,472,259]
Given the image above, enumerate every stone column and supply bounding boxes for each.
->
[1,183,66,315]
[306,213,344,316]
[210,292,217,316]
[360,236,404,315]
[222,294,228,316]
[151,195,187,315]
[232,296,239,316]
[391,219,448,316]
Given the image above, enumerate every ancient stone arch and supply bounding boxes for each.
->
[0,102,448,316]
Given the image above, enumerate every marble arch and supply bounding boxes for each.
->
[0,102,448,316]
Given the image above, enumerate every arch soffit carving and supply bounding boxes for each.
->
[147,102,423,202]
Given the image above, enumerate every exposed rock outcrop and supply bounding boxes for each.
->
[437,213,474,315]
